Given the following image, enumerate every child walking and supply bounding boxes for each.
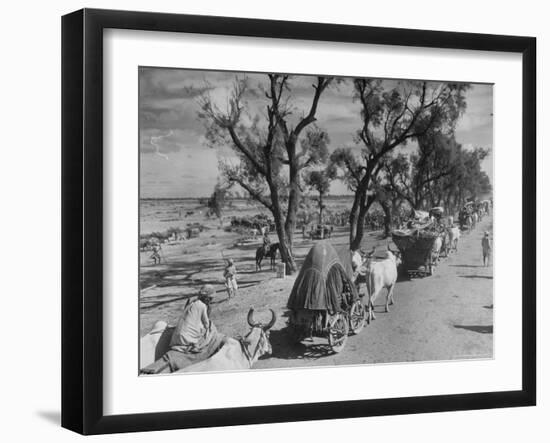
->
[223,258,238,299]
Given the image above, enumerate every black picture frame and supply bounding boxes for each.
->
[61,8,536,435]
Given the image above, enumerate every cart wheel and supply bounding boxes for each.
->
[349,301,366,335]
[328,313,349,353]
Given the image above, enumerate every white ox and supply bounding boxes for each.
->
[431,235,443,263]
[178,308,275,373]
[471,212,478,228]
[363,246,401,323]
[447,226,460,252]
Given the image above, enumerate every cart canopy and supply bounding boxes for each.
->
[287,241,358,312]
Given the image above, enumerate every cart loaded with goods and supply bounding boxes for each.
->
[392,221,440,278]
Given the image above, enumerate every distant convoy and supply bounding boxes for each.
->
[141,199,492,366]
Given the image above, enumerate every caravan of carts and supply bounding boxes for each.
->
[391,202,489,279]
[286,201,490,352]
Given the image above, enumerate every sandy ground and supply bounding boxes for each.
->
[140,215,493,369]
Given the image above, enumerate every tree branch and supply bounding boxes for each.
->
[227,126,267,176]
[293,77,331,137]
[227,174,273,211]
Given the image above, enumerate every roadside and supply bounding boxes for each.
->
[140,216,493,367]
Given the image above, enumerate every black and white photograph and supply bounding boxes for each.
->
[138,68,494,375]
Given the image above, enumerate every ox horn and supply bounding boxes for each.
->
[247,307,258,327]
[367,245,376,258]
[263,309,277,331]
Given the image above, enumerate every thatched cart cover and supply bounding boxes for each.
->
[287,241,358,313]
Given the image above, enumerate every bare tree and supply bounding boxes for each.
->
[198,75,332,273]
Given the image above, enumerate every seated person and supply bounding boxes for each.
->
[141,284,225,374]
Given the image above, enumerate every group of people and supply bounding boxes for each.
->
[140,249,242,374]
[141,212,492,375]
[141,234,278,374]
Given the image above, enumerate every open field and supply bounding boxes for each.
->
[139,198,493,369]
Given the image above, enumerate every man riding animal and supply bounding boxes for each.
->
[255,238,280,271]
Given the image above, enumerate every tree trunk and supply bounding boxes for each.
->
[348,191,361,247]
[351,202,368,250]
[267,177,297,274]
[319,193,324,225]
[350,192,376,250]
[349,192,365,250]
[284,152,300,255]
[272,209,296,274]
[381,200,392,238]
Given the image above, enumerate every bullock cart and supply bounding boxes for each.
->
[392,229,439,278]
[286,241,366,353]
[309,224,332,240]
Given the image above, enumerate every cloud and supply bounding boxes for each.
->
[139,68,494,196]
[139,128,204,155]
[139,67,213,100]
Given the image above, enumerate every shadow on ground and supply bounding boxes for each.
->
[454,324,493,334]
[459,275,493,279]
[268,328,335,360]
[36,410,60,426]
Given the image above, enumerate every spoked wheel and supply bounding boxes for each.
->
[349,300,366,335]
[328,313,349,353]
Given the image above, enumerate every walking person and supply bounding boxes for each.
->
[150,243,162,265]
[482,231,492,267]
[223,258,238,299]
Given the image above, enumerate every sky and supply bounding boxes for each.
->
[139,67,493,198]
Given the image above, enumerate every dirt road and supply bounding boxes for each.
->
[257,218,494,369]
[140,217,493,368]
